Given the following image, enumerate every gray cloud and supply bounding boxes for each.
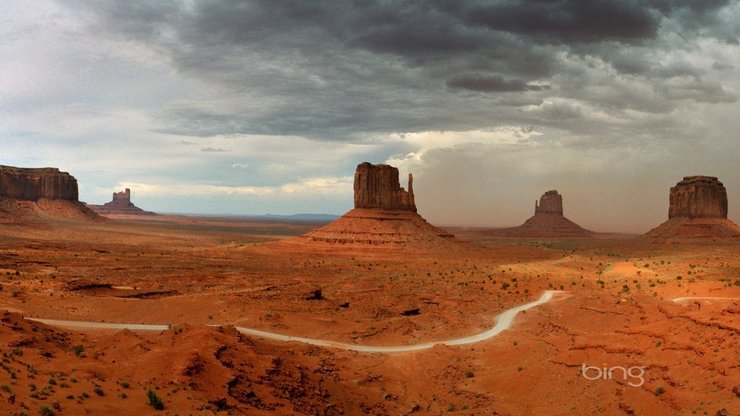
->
[60,0,737,141]
[446,74,550,93]
[2,1,738,227]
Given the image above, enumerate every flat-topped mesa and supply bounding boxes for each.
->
[534,190,563,215]
[0,165,78,201]
[669,176,727,219]
[353,162,416,212]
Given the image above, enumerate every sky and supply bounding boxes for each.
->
[1,0,739,233]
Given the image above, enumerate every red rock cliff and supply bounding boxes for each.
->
[353,162,416,212]
[0,165,79,201]
[534,190,563,215]
[668,176,727,219]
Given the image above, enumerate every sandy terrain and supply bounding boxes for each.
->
[1,213,738,415]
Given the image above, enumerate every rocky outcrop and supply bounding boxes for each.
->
[0,165,78,201]
[275,162,465,253]
[354,162,416,212]
[668,176,727,219]
[88,188,155,215]
[647,176,738,238]
[0,164,100,223]
[494,190,593,237]
[535,190,563,215]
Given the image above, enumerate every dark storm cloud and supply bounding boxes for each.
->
[446,74,550,92]
[64,0,739,139]
[464,0,658,44]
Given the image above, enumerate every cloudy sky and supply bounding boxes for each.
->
[1,0,738,232]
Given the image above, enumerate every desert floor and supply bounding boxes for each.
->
[1,214,738,415]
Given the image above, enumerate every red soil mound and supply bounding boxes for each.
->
[0,199,100,224]
[645,217,740,239]
[494,212,594,238]
[273,208,465,253]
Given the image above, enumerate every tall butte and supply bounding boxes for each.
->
[87,188,155,216]
[279,162,459,252]
[0,164,98,222]
[646,176,739,238]
[494,190,593,237]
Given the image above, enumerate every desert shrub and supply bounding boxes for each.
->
[147,389,165,410]
[72,345,85,357]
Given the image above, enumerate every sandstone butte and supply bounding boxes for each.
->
[275,162,461,252]
[0,164,98,222]
[646,176,740,238]
[88,188,156,215]
[494,190,594,237]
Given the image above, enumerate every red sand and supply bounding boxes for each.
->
[0,212,738,415]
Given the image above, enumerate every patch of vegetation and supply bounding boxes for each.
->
[147,389,165,410]
[72,345,85,357]
[655,386,665,395]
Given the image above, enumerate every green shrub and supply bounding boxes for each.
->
[147,389,165,410]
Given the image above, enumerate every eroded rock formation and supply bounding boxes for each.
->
[535,190,563,215]
[276,162,463,252]
[0,164,99,222]
[494,190,593,237]
[354,162,416,212]
[88,188,155,215]
[647,176,738,238]
[668,176,728,219]
[0,165,78,201]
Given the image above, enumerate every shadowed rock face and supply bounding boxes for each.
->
[535,190,563,215]
[353,162,416,212]
[669,176,728,219]
[0,165,78,201]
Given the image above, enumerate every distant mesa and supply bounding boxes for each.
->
[646,176,739,238]
[0,164,99,221]
[0,164,78,201]
[88,188,156,216]
[276,162,461,252]
[493,190,594,238]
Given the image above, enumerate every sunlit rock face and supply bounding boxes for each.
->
[353,162,416,212]
[0,165,78,201]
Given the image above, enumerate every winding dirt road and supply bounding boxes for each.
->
[14,290,565,353]
[11,293,736,353]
